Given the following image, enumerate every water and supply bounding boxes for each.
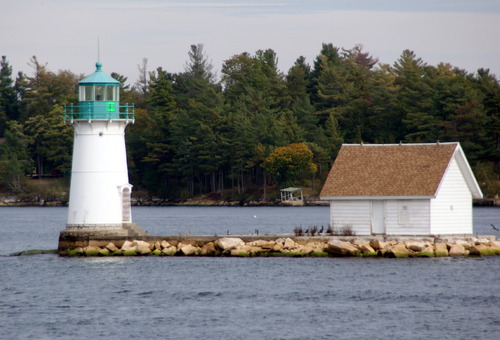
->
[1,206,499,339]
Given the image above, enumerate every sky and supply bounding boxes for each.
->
[2,0,500,85]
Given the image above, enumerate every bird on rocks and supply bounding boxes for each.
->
[304,228,309,235]
[319,225,324,234]
[491,224,499,231]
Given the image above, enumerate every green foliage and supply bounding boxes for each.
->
[2,43,499,198]
[262,143,317,186]
[0,121,33,192]
[0,56,19,135]
[23,106,73,176]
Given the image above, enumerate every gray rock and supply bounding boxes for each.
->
[121,240,137,252]
[449,244,467,256]
[216,237,245,250]
[180,244,199,256]
[327,240,360,256]
[405,240,427,252]
[105,242,119,252]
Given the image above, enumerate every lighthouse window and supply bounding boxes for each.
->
[83,86,93,101]
[95,86,105,101]
[106,86,116,101]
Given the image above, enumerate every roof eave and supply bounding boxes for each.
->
[320,196,434,201]
[452,144,483,199]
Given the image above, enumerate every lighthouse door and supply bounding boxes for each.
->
[122,187,131,222]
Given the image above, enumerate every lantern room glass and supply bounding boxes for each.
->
[79,85,118,102]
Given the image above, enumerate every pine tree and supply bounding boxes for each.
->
[0,56,19,135]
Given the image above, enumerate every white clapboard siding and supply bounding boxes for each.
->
[430,157,473,234]
[330,200,371,235]
[385,199,431,235]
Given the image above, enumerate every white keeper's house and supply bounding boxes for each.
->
[320,142,483,235]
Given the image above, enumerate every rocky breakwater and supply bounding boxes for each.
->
[59,236,500,258]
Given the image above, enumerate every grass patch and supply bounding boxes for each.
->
[281,252,304,257]
[310,251,329,257]
[415,251,435,258]
[84,249,99,256]
[479,248,497,256]
[98,249,110,256]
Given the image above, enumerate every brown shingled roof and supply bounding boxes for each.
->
[320,143,458,198]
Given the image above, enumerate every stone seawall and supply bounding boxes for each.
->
[58,232,500,257]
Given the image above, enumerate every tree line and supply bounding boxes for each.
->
[0,43,499,200]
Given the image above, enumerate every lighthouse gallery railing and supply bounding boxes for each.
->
[63,103,135,121]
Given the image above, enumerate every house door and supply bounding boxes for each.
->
[372,200,385,234]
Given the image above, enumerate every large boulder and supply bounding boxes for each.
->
[435,243,449,257]
[327,240,360,256]
[162,246,177,256]
[455,240,473,250]
[199,242,217,256]
[490,241,500,255]
[121,240,137,252]
[283,238,296,249]
[251,240,275,249]
[105,242,119,252]
[384,243,410,258]
[301,245,314,255]
[249,246,266,255]
[359,243,376,255]
[84,246,100,256]
[468,244,496,256]
[272,243,283,252]
[415,245,435,257]
[449,244,467,256]
[216,237,245,250]
[154,241,162,251]
[134,240,152,255]
[230,248,250,257]
[180,244,199,256]
[405,240,427,252]
[370,239,389,251]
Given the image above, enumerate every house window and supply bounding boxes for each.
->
[398,203,411,225]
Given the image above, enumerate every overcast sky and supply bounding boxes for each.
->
[2,0,500,84]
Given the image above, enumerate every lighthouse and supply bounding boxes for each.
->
[63,61,142,235]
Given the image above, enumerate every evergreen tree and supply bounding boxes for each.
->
[169,44,226,197]
[23,106,73,177]
[0,121,33,192]
[133,67,177,196]
[285,56,317,141]
[0,56,19,135]
[394,50,436,142]
[474,68,500,176]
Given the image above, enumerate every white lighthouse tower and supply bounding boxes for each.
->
[63,61,143,235]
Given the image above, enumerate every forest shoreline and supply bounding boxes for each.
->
[0,194,498,207]
[0,195,330,207]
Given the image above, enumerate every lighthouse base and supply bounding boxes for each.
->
[58,223,148,252]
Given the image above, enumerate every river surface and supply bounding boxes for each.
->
[1,206,499,339]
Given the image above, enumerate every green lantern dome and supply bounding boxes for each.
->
[63,61,134,122]
[79,61,120,85]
